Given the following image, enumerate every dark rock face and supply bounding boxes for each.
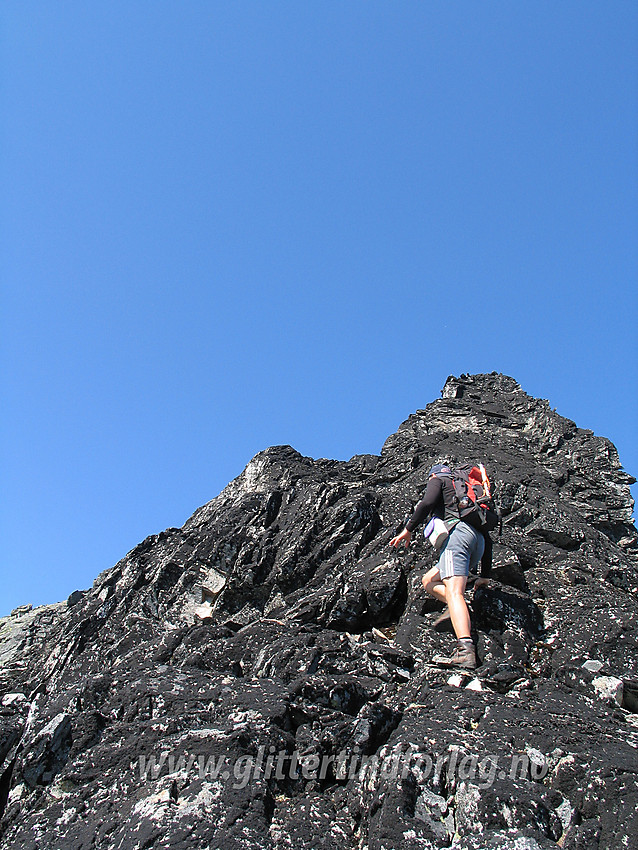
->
[1,372,637,849]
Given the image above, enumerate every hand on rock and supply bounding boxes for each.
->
[390,529,411,549]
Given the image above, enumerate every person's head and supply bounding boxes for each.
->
[428,463,450,478]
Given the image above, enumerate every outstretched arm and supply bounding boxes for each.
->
[389,477,443,548]
[390,528,412,548]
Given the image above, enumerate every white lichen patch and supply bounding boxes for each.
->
[174,726,228,745]
[171,782,224,818]
[227,709,262,728]
[2,692,27,706]
[7,784,26,804]
[556,797,574,833]
[592,676,623,706]
[56,806,77,827]
[132,790,173,821]
[48,778,78,800]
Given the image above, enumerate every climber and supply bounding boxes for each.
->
[389,463,486,670]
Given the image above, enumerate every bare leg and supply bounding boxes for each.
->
[426,570,477,668]
[442,575,471,639]
[422,566,446,603]
[424,569,472,640]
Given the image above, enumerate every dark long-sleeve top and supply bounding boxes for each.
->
[405,477,457,532]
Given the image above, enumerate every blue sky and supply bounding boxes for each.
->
[2,2,637,616]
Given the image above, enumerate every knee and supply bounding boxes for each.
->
[446,582,466,600]
[422,574,437,595]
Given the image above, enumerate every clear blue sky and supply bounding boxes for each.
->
[2,3,637,616]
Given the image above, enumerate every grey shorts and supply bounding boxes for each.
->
[436,522,485,580]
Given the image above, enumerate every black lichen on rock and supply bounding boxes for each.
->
[0,373,637,849]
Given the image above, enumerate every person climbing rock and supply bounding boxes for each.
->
[390,463,486,669]
[432,530,492,633]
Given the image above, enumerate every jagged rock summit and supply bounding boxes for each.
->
[1,373,637,849]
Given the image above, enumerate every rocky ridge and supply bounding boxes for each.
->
[1,372,637,849]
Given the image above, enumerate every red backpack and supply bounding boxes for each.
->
[435,463,500,531]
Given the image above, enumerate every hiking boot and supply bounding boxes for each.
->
[432,642,477,670]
